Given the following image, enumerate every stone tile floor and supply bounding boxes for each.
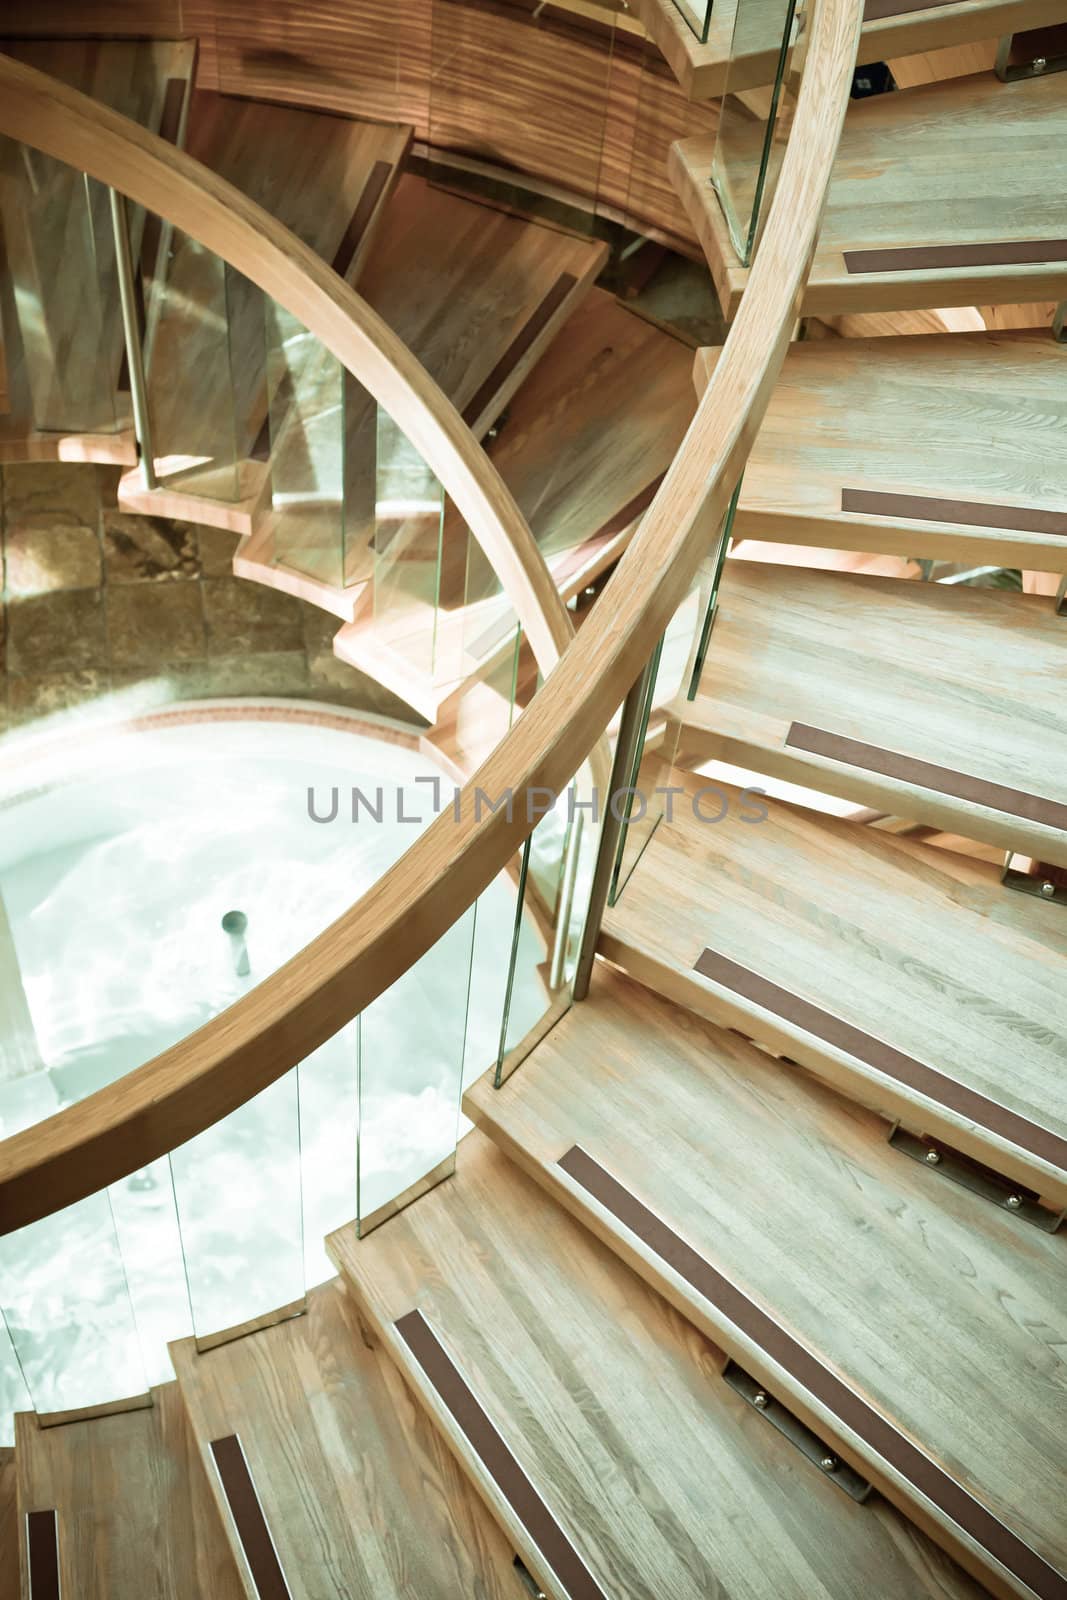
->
[0,462,412,738]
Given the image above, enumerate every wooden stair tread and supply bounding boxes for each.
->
[674,68,1067,318]
[0,1448,15,1600]
[14,1384,242,1599]
[359,174,608,440]
[630,0,1064,99]
[463,971,1067,1597]
[185,90,411,274]
[0,38,196,125]
[695,330,1067,570]
[331,1130,991,1600]
[333,290,695,720]
[675,559,1067,868]
[170,1278,519,1600]
[599,764,1067,1199]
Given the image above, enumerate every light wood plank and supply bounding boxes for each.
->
[171,1278,520,1599]
[360,175,607,440]
[14,1385,243,1599]
[695,330,1067,571]
[211,0,431,132]
[675,559,1067,867]
[674,68,1067,318]
[331,1129,994,1600]
[599,764,1067,1201]
[462,974,1067,1599]
[0,2,181,32]
[0,1449,15,1600]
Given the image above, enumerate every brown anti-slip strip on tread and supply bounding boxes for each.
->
[395,1310,609,1600]
[841,488,1067,539]
[693,947,1067,1174]
[844,239,1067,275]
[331,159,395,282]
[461,272,579,431]
[26,1509,60,1600]
[558,1145,1067,1600]
[786,723,1067,834]
[210,1435,292,1600]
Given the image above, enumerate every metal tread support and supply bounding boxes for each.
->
[723,1361,873,1503]
[888,1124,1065,1233]
[996,26,1067,82]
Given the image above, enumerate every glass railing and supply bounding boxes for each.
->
[0,137,126,437]
[607,482,741,901]
[0,0,841,1443]
[0,727,559,1437]
[712,0,804,264]
[672,0,715,44]
[144,218,250,501]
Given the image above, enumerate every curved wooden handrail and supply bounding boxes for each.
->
[0,53,574,685]
[0,0,862,1232]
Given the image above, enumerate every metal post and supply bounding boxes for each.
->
[572,653,660,1002]
[109,187,157,491]
[686,475,743,700]
[548,806,584,992]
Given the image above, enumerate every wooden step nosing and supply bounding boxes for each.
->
[394,1308,609,1600]
[786,723,1067,836]
[557,1144,1067,1600]
[693,946,1067,1176]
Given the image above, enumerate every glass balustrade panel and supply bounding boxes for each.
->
[143,222,244,502]
[372,407,447,684]
[356,907,478,1234]
[0,141,122,435]
[168,1069,305,1347]
[0,1192,151,1418]
[712,0,803,264]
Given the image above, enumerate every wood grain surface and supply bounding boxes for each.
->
[332,1129,994,1600]
[695,330,1067,571]
[676,560,1067,867]
[463,970,1067,1598]
[13,1386,243,1599]
[0,1449,15,1600]
[171,1277,520,1599]
[675,67,1067,317]
[600,765,1067,1201]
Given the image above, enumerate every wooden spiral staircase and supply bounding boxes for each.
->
[0,1,1065,1596]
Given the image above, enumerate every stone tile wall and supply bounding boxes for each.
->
[0,463,411,738]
